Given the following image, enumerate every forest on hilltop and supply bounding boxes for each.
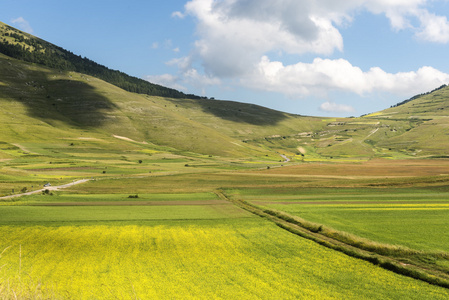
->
[0,23,204,100]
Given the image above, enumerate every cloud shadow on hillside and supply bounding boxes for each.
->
[168,98,290,125]
[0,67,117,128]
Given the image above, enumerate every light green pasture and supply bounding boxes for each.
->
[241,187,449,252]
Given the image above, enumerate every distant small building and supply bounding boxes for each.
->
[43,183,51,187]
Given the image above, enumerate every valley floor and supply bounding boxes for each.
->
[1,158,449,298]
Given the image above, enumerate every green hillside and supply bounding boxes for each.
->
[2,22,449,299]
[0,21,201,99]
[1,21,449,162]
[360,86,449,157]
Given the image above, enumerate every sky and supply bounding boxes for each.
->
[2,0,449,117]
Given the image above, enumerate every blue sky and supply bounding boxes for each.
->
[2,0,449,117]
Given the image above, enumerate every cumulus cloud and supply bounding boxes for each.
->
[320,101,356,113]
[245,56,449,97]
[145,69,220,94]
[172,11,185,18]
[144,74,187,91]
[415,10,449,43]
[159,0,449,101]
[11,17,33,34]
[183,0,344,77]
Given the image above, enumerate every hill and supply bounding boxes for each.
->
[0,21,201,99]
[0,21,448,162]
[359,86,449,157]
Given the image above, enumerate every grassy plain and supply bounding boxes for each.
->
[2,220,449,299]
[238,187,449,252]
[2,34,449,297]
[1,158,449,298]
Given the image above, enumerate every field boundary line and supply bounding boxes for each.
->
[215,190,449,290]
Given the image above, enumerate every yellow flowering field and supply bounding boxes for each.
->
[1,219,448,299]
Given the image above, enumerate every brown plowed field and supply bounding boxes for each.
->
[254,159,449,177]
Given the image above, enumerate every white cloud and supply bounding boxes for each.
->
[415,10,449,43]
[320,101,356,113]
[11,17,33,34]
[166,0,449,101]
[183,68,221,87]
[244,56,449,98]
[145,68,220,94]
[167,56,193,71]
[144,74,187,91]
[172,11,185,18]
[183,0,344,77]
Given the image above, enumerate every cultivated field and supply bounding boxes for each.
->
[1,211,449,299]
[1,158,449,298]
[2,23,449,298]
[249,188,449,252]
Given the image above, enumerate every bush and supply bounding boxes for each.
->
[42,189,53,196]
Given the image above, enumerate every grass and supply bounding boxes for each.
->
[222,192,449,289]
[3,30,449,297]
[1,220,449,299]
[232,184,449,251]
[0,204,253,225]
[265,201,449,252]
[3,47,449,162]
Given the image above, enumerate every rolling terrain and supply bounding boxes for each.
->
[1,21,449,299]
[1,20,449,162]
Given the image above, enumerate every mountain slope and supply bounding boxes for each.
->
[360,86,449,157]
[0,53,267,158]
[0,21,201,99]
[1,21,449,161]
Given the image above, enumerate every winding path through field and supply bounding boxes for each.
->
[0,179,91,200]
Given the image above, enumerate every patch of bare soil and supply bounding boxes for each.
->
[257,159,449,177]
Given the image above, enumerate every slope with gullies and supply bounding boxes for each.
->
[360,86,449,157]
[0,50,334,160]
[0,53,258,158]
[0,21,328,160]
[1,20,449,161]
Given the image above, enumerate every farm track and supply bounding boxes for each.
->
[215,191,449,289]
[0,179,91,200]
[31,200,228,206]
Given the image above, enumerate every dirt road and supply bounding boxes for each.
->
[0,179,91,200]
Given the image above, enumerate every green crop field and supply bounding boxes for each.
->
[238,186,449,252]
[2,220,449,299]
[2,162,449,298]
[3,21,449,298]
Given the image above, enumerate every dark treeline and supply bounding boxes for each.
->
[0,25,204,100]
[391,84,447,108]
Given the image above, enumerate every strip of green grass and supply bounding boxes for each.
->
[0,203,252,225]
[267,203,449,252]
[234,186,449,252]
